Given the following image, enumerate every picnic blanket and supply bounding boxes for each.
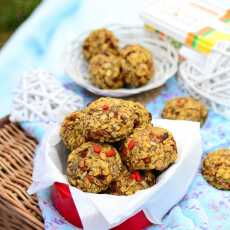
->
[0,0,230,229]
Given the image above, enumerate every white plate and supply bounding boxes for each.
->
[64,25,178,97]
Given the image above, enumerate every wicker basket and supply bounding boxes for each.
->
[0,116,44,229]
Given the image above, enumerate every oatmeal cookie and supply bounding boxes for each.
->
[109,167,155,195]
[89,54,123,89]
[85,98,136,143]
[60,111,87,151]
[202,149,230,190]
[121,44,154,87]
[67,142,122,193]
[161,97,208,125]
[127,101,152,128]
[83,28,119,61]
[121,124,177,171]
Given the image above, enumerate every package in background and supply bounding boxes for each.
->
[142,0,230,55]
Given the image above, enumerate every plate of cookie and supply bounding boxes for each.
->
[64,25,178,97]
[28,97,202,230]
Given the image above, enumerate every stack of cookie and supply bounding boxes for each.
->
[82,28,155,89]
[61,97,178,195]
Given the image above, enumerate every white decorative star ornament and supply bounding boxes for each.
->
[10,70,83,123]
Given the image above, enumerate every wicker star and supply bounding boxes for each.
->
[178,41,230,119]
[10,70,83,123]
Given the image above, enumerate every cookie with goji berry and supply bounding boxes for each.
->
[161,97,208,125]
[60,111,87,151]
[121,124,177,171]
[121,44,154,87]
[83,28,120,61]
[126,101,152,128]
[202,149,230,190]
[67,142,122,193]
[108,167,155,195]
[85,98,136,143]
[89,54,124,89]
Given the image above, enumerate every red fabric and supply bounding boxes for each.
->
[51,182,83,228]
[52,182,152,230]
[112,211,152,230]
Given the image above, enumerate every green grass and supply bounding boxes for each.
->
[0,0,41,47]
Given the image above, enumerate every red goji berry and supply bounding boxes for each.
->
[134,172,142,181]
[130,171,142,182]
[93,144,101,154]
[128,139,136,150]
[130,173,137,180]
[106,148,116,157]
[102,104,109,111]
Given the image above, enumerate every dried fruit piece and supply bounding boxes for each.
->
[121,145,127,156]
[162,132,169,141]
[102,104,109,111]
[128,139,136,150]
[106,149,116,157]
[93,144,102,154]
[80,150,87,158]
[131,171,142,182]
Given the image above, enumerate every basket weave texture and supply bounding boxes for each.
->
[0,116,44,229]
